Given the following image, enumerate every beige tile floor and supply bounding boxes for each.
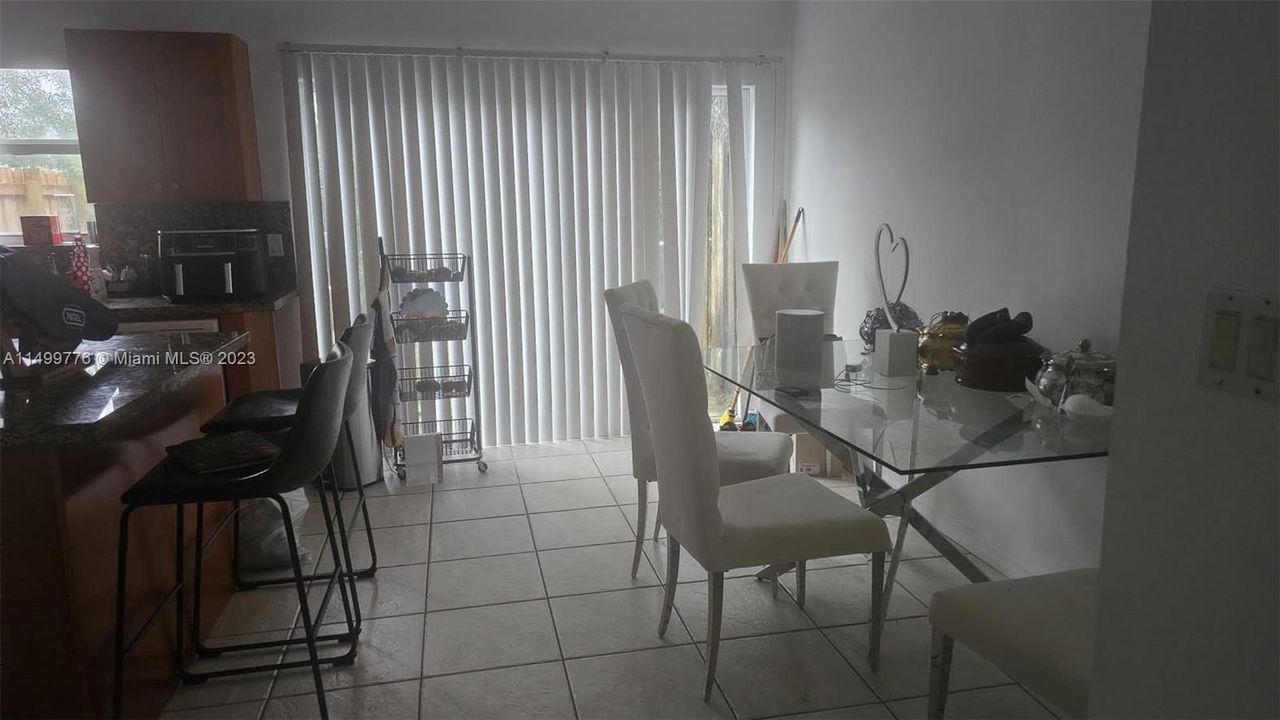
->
[165,440,1055,720]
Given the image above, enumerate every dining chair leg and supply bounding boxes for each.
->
[868,551,885,672]
[658,538,681,636]
[632,479,648,578]
[703,571,725,702]
[928,629,954,719]
[343,423,379,579]
[315,469,358,640]
[796,560,807,607]
[652,510,663,542]
[276,495,329,720]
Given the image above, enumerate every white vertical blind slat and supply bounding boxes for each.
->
[549,62,573,440]
[525,63,554,441]
[583,64,606,438]
[445,57,477,425]
[464,59,499,445]
[566,62,588,437]
[348,56,377,307]
[640,65,661,295]
[686,64,713,344]
[281,53,322,358]
[725,65,751,347]
[335,56,366,313]
[312,56,346,346]
[507,62,540,443]
[490,61,522,445]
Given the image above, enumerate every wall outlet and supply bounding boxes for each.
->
[267,233,285,257]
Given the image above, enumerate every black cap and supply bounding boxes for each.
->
[0,247,117,342]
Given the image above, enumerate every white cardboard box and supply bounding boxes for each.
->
[403,433,444,484]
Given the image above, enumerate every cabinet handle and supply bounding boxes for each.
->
[170,181,179,191]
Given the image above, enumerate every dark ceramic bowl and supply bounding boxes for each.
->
[952,338,1045,392]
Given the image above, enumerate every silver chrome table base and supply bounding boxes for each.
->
[750,409,1032,615]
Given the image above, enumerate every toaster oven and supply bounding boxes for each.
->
[158,229,269,303]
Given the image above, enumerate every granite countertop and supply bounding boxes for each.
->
[106,288,297,322]
[0,331,248,446]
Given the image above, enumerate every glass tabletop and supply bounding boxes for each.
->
[704,341,1110,475]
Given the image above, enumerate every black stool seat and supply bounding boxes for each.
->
[201,389,304,434]
[123,458,274,506]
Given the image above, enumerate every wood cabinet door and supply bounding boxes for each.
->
[65,30,168,204]
[149,32,262,202]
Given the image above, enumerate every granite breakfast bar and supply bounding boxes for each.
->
[1,331,249,719]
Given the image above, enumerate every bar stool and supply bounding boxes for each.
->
[112,343,354,720]
[204,313,380,588]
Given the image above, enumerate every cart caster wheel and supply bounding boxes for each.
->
[477,461,488,473]
[396,466,406,480]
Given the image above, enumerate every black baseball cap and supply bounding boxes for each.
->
[0,247,117,342]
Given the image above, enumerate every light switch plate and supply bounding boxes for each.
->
[266,233,284,257]
[1197,287,1278,400]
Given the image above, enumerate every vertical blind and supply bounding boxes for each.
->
[282,48,771,444]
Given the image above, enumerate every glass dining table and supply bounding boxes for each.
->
[704,340,1110,604]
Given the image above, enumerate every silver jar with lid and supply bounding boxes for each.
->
[1035,339,1116,406]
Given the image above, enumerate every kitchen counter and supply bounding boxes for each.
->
[0,330,248,446]
[105,287,297,321]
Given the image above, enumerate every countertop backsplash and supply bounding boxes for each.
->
[94,201,297,292]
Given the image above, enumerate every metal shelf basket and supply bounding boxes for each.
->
[385,252,469,284]
[391,310,470,344]
[400,418,478,459]
[396,364,473,403]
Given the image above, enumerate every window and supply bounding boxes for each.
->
[0,69,94,244]
[704,84,754,418]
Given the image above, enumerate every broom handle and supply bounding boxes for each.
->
[778,207,805,263]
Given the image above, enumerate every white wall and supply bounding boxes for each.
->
[786,1,1150,576]
[0,0,791,202]
[1090,2,1279,716]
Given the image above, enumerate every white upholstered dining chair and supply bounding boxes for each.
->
[741,261,839,435]
[620,303,892,700]
[741,261,839,341]
[604,280,794,578]
[929,568,1098,719]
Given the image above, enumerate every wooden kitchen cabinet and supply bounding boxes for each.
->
[65,29,262,204]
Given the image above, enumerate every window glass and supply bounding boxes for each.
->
[0,154,93,236]
[0,69,93,240]
[0,69,78,140]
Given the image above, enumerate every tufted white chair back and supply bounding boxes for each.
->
[620,304,723,561]
[741,261,839,341]
[603,280,661,484]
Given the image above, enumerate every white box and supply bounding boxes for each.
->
[874,329,918,377]
[403,433,444,484]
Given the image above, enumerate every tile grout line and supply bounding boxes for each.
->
[418,467,439,720]
[514,455,582,720]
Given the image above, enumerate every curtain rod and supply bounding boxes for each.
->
[279,42,781,66]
